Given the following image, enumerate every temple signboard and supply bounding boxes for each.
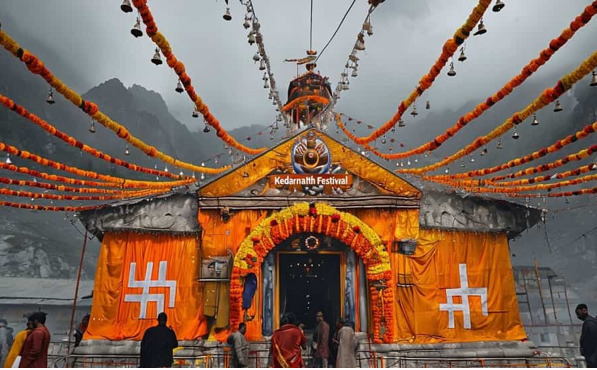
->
[269,173,352,188]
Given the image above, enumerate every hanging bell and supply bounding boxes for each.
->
[447,62,456,76]
[243,18,251,29]
[248,31,256,45]
[151,48,163,65]
[351,69,358,78]
[553,100,563,112]
[590,70,597,87]
[253,52,261,62]
[259,59,266,71]
[264,79,269,89]
[426,100,431,110]
[200,173,205,181]
[411,105,418,117]
[175,80,184,93]
[203,123,211,133]
[131,18,143,38]
[492,0,505,12]
[192,109,199,118]
[120,0,133,13]
[381,138,387,144]
[398,119,406,127]
[474,19,487,36]
[531,114,539,126]
[460,162,466,168]
[470,157,475,163]
[496,140,503,149]
[262,72,268,81]
[445,168,450,174]
[179,170,184,177]
[481,148,488,156]
[125,145,130,156]
[46,89,55,105]
[5,154,12,164]
[223,7,232,21]
[512,126,519,139]
[268,90,273,100]
[164,166,169,173]
[88,120,96,133]
[457,47,467,62]
[355,33,366,51]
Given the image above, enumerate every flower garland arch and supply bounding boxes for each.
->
[230,202,395,343]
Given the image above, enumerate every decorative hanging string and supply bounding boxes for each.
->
[0,29,230,174]
[0,162,120,188]
[501,185,597,199]
[243,0,289,125]
[314,0,359,63]
[354,1,597,159]
[0,187,167,201]
[0,94,185,180]
[436,175,597,194]
[434,143,597,188]
[281,95,330,112]
[0,142,194,189]
[130,0,266,155]
[400,49,597,175]
[429,120,597,181]
[0,175,161,194]
[429,172,597,194]
[338,0,492,144]
[481,162,597,188]
[0,201,99,212]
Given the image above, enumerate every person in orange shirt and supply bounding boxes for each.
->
[3,318,32,368]
[269,313,306,368]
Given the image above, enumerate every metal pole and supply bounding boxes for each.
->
[562,279,574,325]
[67,229,88,359]
[534,259,548,324]
[547,276,558,323]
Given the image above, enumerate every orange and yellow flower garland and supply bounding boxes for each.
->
[0,162,120,188]
[131,0,267,156]
[0,187,167,201]
[229,202,394,343]
[338,0,491,145]
[0,142,194,189]
[429,120,597,181]
[280,95,330,112]
[430,173,597,194]
[350,1,597,160]
[0,201,99,212]
[0,94,184,180]
[0,29,231,174]
[400,49,597,175]
[0,176,159,194]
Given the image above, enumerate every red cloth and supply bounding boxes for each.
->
[270,324,306,368]
[19,325,50,368]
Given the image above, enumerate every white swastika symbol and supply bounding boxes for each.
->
[124,261,177,319]
[439,263,488,329]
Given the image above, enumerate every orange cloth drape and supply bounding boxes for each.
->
[390,229,526,343]
[198,209,268,341]
[85,232,207,340]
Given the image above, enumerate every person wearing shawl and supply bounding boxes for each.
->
[269,313,306,368]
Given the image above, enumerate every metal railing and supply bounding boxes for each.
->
[357,353,573,368]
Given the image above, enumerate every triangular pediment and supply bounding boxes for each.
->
[198,129,421,201]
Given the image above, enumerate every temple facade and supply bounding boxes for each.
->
[77,129,544,364]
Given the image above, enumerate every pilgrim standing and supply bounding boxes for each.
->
[140,312,178,368]
[335,319,357,368]
[19,312,50,368]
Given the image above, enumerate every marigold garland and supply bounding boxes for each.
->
[0,163,120,188]
[130,0,266,156]
[0,201,98,212]
[338,0,491,144]
[429,121,597,181]
[430,173,597,194]
[0,187,166,201]
[0,94,185,180]
[0,29,232,173]
[280,95,330,113]
[0,175,157,194]
[433,145,597,188]
[228,202,394,343]
[400,49,597,175]
[343,1,597,158]
[0,142,193,189]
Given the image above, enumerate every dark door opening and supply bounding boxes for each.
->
[278,253,341,331]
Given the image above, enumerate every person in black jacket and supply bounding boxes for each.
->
[576,303,597,367]
[140,312,178,368]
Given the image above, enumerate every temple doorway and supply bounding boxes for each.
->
[277,252,342,331]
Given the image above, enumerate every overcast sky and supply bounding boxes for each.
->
[1,0,596,131]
